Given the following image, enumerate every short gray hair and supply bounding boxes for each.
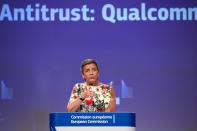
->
[80,59,99,73]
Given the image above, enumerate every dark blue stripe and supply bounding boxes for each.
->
[50,113,136,129]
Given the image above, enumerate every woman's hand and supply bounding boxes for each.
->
[67,88,96,112]
[105,81,116,112]
[110,81,115,98]
[81,89,96,99]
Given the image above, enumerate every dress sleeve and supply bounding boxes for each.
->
[68,84,80,103]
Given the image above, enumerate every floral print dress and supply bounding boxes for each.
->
[68,83,111,112]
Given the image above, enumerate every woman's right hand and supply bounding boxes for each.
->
[67,89,96,112]
[81,90,96,99]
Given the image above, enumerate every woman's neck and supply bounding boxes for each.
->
[85,81,101,86]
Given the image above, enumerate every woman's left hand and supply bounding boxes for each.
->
[105,81,116,112]
[110,81,115,98]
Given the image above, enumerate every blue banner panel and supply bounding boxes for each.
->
[50,112,136,128]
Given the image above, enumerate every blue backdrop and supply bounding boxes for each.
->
[0,0,197,131]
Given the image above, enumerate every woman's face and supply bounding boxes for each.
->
[82,63,99,85]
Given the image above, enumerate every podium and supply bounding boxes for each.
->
[50,113,136,131]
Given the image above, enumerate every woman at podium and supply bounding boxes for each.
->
[67,59,116,112]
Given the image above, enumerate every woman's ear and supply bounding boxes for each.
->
[81,73,86,81]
